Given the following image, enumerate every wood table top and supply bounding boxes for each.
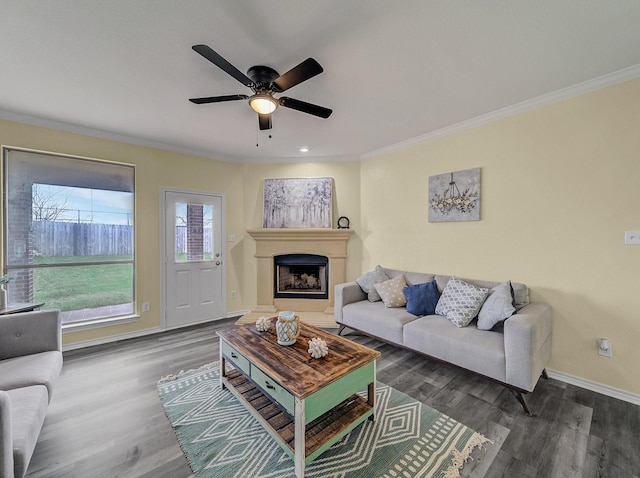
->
[218,321,380,399]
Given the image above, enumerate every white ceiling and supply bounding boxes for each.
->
[2,1,640,164]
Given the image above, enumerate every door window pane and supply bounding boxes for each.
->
[175,202,213,262]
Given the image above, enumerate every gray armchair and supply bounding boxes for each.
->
[0,309,62,478]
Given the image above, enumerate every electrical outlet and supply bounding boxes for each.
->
[230,290,237,299]
[598,338,612,357]
[142,302,150,312]
[624,231,640,244]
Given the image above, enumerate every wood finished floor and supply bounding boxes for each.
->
[25,319,639,478]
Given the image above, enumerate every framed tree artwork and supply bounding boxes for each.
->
[263,177,333,228]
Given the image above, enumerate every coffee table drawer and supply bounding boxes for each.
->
[222,341,250,376]
[251,366,294,414]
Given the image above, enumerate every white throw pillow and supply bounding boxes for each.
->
[477,281,516,330]
[435,276,489,327]
[374,274,408,308]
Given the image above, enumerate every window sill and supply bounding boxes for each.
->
[62,314,140,333]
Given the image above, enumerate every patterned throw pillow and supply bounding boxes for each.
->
[374,274,408,308]
[435,276,489,327]
[355,265,389,302]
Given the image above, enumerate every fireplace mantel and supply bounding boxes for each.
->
[247,228,353,315]
[247,228,353,243]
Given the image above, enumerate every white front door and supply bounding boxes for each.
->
[163,190,225,329]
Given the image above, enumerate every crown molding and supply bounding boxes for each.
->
[362,63,640,160]
[0,109,242,163]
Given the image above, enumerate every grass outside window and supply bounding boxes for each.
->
[33,255,133,312]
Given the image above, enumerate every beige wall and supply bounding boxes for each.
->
[360,78,640,395]
[0,119,245,346]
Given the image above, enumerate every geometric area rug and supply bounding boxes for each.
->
[158,363,490,478]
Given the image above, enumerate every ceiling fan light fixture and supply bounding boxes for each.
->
[249,94,278,114]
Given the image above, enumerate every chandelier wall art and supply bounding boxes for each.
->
[428,168,480,222]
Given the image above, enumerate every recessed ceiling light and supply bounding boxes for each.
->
[300,147,309,153]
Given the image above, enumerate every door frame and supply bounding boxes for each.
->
[160,187,227,330]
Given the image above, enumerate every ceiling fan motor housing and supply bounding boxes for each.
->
[247,65,280,90]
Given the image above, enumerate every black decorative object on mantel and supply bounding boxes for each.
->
[337,216,350,229]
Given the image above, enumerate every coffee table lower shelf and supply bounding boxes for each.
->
[223,368,373,462]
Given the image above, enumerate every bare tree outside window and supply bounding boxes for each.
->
[32,184,71,222]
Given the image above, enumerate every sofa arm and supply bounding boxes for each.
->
[504,302,552,392]
[334,282,366,324]
[0,391,14,478]
[0,310,62,361]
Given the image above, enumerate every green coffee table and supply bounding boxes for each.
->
[218,322,380,478]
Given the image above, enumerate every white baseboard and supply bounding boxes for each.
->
[62,310,249,352]
[226,309,250,318]
[63,326,164,352]
[546,368,640,406]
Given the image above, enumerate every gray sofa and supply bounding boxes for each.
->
[335,267,552,415]
[0,310,63,478]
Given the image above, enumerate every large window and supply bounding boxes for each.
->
[3,147,135,325]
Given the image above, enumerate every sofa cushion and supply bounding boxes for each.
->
[374,275,408,308]
[0,351,62,400]
[355,265,389,302]
[4,385,49,478]
[342,300,419,344]
[403,316,506,383]
[403,281,440,316]
[477,281,516,330]
[435,277,489,327]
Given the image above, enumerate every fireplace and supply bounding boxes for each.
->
[247,228,353,314]
[274,254,328,299]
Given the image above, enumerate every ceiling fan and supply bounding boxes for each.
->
[189,44,332,130]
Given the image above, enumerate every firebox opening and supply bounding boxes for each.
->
[274,254,329,300]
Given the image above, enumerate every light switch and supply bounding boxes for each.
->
[228,234,235,242]
[624,231,640,244]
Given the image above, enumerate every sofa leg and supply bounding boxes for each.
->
[337,325,346,336]
[541,369,549,380]
[510,389,533,416]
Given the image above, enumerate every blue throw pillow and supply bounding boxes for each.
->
[403,280,441,316]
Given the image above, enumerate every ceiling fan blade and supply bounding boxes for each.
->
[189,94,248,104]
[272,58,323,92]
[192,45,254,88]
[278,97,332,118]
[258,113,272,130]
